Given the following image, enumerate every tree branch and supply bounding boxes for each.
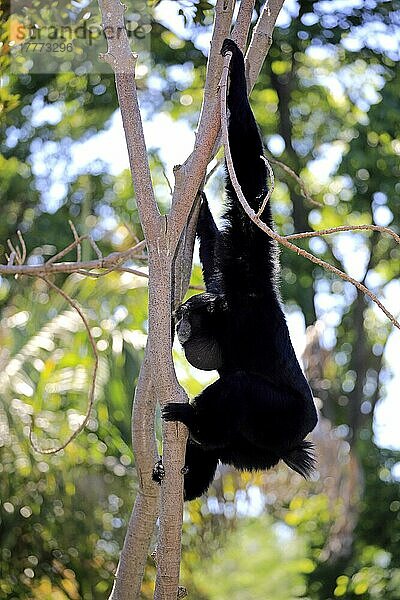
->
[285,224,400,245]
[168,0,235,237]
[172,195,202,310]
[109,347,160,600]
[98,0,161,240]
[97,2,180,597]
[0,240,146,277]
[232,0,256,51]
[169,0,284,227]
[245,0,286,91]
[267,156,324,208]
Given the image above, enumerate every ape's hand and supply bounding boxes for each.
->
[162,403,195,429]
[221,38,242,58]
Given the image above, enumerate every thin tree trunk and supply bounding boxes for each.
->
[97,1,286,597]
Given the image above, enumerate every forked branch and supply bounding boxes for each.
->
[232,0,256,51]
[169,0,235,234]
[246,0,286,91]
[98,0,161,240]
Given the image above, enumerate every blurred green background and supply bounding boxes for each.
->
[1,1,400,598]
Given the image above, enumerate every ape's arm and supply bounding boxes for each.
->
[221,39,276,296]
[197,193,223,294]
[222,39,268,210]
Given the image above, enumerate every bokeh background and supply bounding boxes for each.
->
[1,1,400,598]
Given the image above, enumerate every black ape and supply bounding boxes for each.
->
[158,39,318,501]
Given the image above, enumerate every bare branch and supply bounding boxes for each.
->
[47,235,88,265]
[122,221,141,246]
[161,163,173,196]
[96,4,200,595]
[78,266,148,279]
[198,0,236,132]
[148,263,188,600]
[29,277,99,454]
[172,195,202,309]
[6,230,35,273]
[7,239,16,260]
[246,0,286,91]
[168,0,235,237]
[98,0,161,240]
[286,224,400,245]
[17,230,27,264]
[88,235,103,260]
[7,238,22,264]
[205,157,223,184]
[232,0,256,51]
[220,50,400,332]
[95,7,194,596]
[0,240,146,277]
[6,251,16,267]
[256,155,275,217]
[109,348,160,600]
[0,237,205,292]
[267,156,324,208]
[257,156,400,243]
[69,220,82,263]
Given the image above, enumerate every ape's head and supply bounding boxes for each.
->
[175,293,225,371]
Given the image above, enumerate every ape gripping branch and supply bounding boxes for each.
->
[98,2,400,595]
[220,50,400,333]
[97,2,190,598]
[0,0,398,597]
[97,1,288,599]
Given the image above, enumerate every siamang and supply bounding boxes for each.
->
[154,38,318,501]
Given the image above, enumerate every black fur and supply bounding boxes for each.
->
[156,39,318,501]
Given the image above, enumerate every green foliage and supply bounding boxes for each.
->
[1,0,400,597]
[0,273,148,598]
[305,445,400,599]
[183,518,309,600]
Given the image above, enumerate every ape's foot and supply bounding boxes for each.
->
[152,459,165,484]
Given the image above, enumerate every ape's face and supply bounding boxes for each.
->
[175,293,223,371]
